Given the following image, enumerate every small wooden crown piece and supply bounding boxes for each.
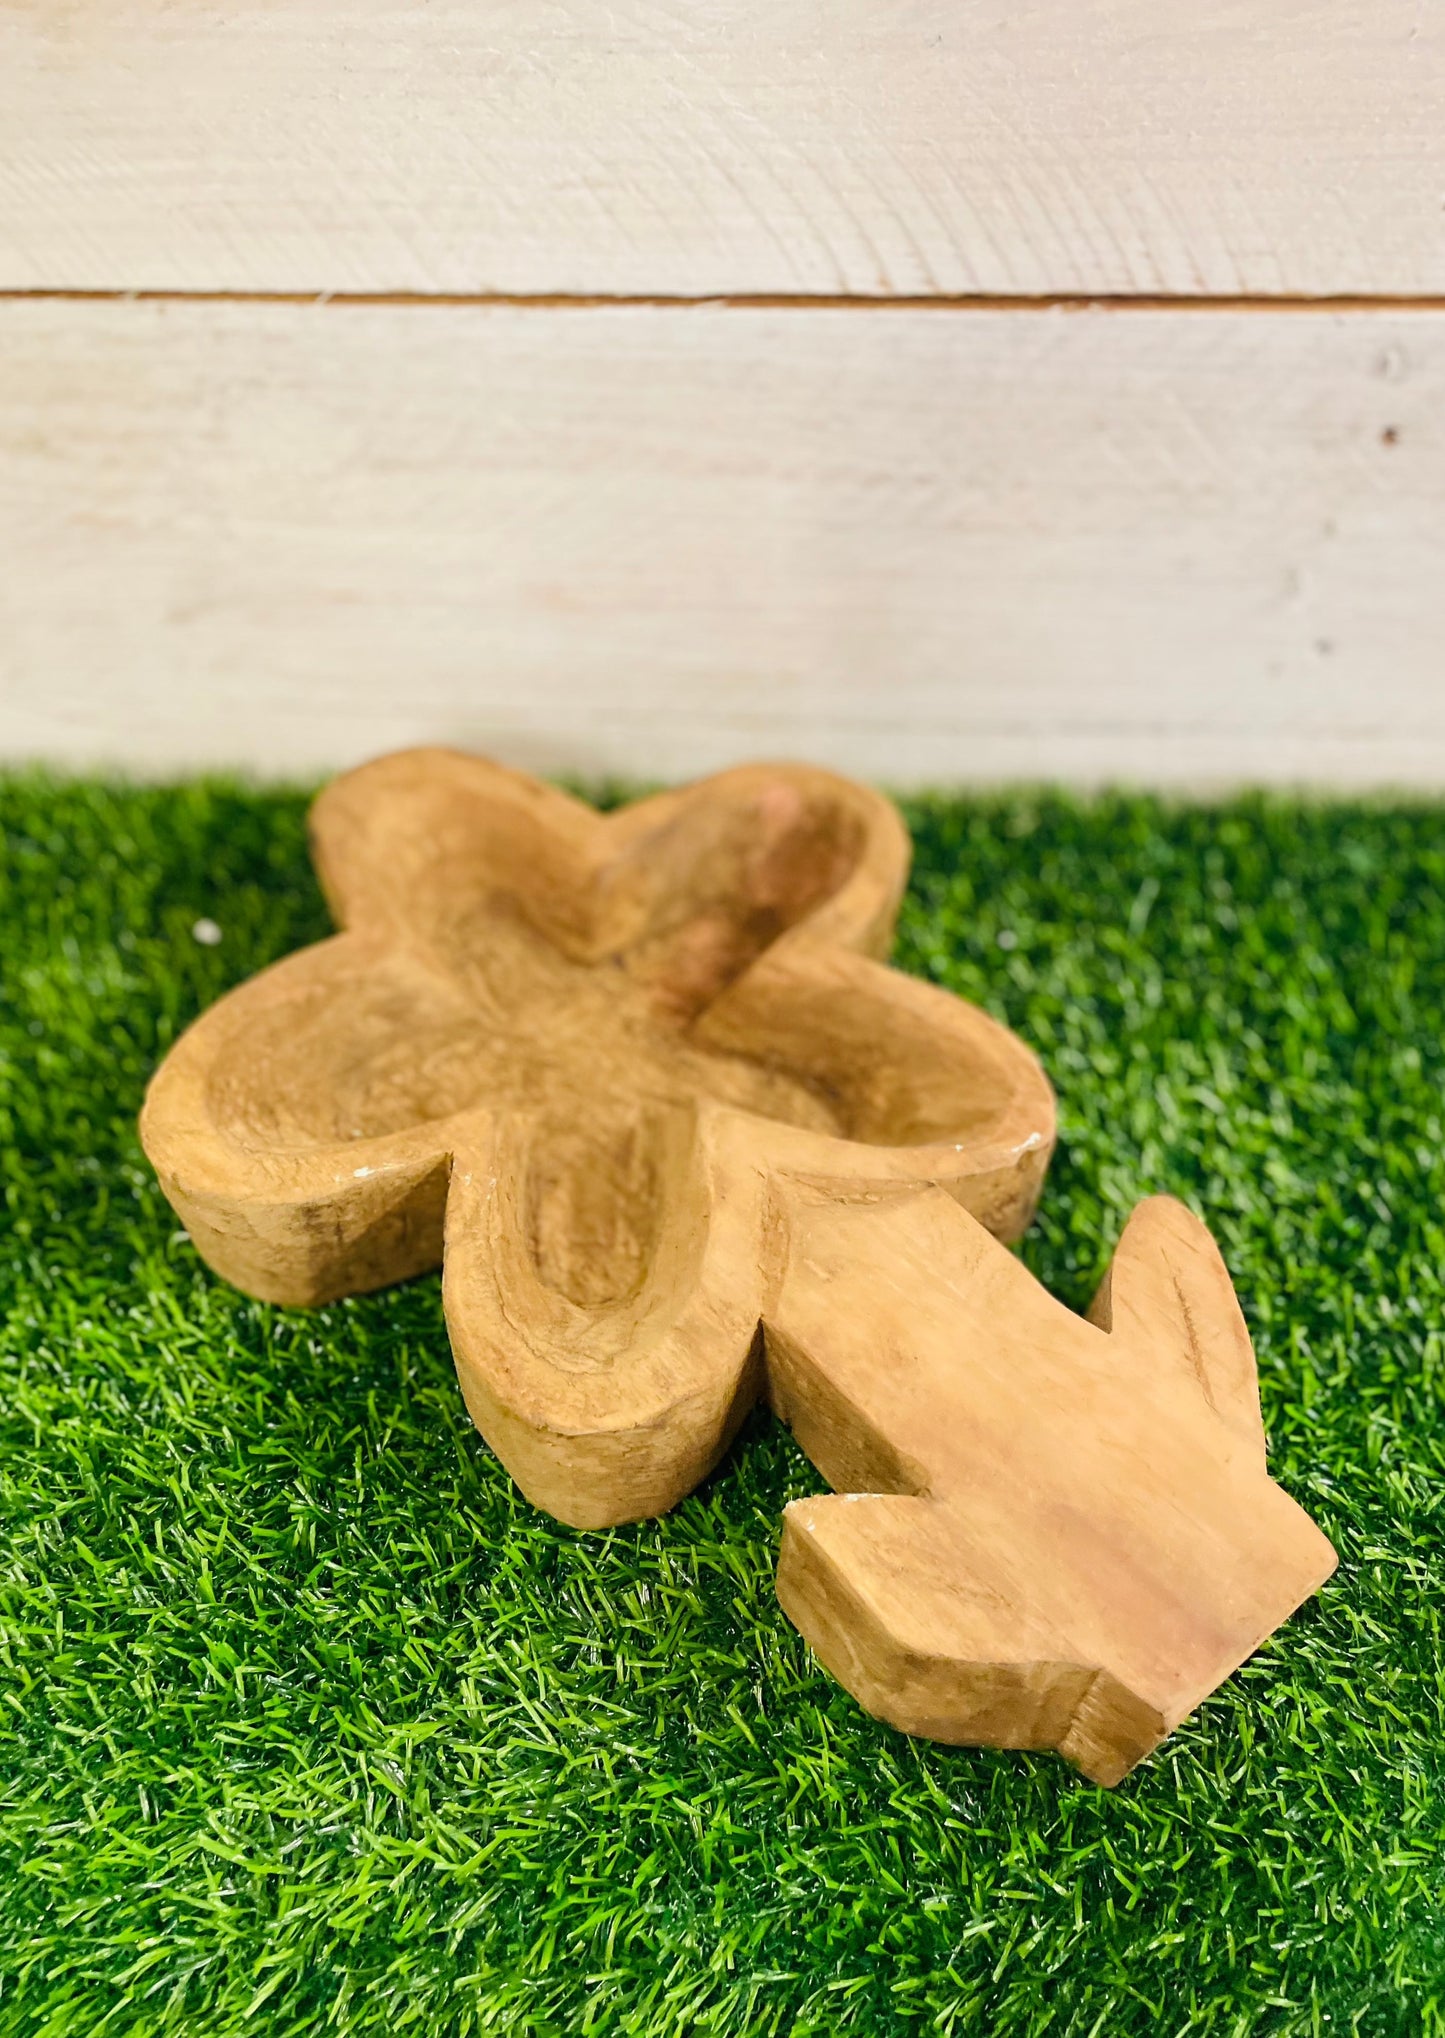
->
[141,748,1334,1785]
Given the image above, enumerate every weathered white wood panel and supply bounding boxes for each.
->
[1,300,1441,788]
[2,1,1443,299]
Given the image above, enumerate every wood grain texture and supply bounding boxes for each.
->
[139,747,1333,1784]
[138,744,1054,1525]
[1,1,1443,298]
[2,298,1442,788]
[771,1187,1335,1786]
[141,746,1053,1319]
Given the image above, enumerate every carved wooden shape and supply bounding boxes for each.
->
[140,747,1334,1784]
[771,1190,1336,1785]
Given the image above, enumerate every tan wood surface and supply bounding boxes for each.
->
[3,297,1442,788]
[140,748,1333,1784]
[772,1189,1335,1786]
[2,1,1442,298]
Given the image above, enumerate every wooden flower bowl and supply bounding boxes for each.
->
[141,748,1334,1786]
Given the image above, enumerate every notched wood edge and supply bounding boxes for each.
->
[775,1500,1168,1785]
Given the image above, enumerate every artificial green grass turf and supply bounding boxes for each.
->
[2,778,1444,2038]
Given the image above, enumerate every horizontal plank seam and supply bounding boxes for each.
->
[7,288,1445,313]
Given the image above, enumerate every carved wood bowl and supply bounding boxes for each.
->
[142,748,1054,1523]
[140,750,1334,1786]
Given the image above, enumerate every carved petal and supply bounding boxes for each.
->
[309,747,602,957]
[443,1105,773,1528]
[140,934,482,1304]
[693,938,1056,1242]
[591,761,911,1018]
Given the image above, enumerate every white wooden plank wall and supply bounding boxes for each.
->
[1,2,1442,785]
[3,1,1444,298]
